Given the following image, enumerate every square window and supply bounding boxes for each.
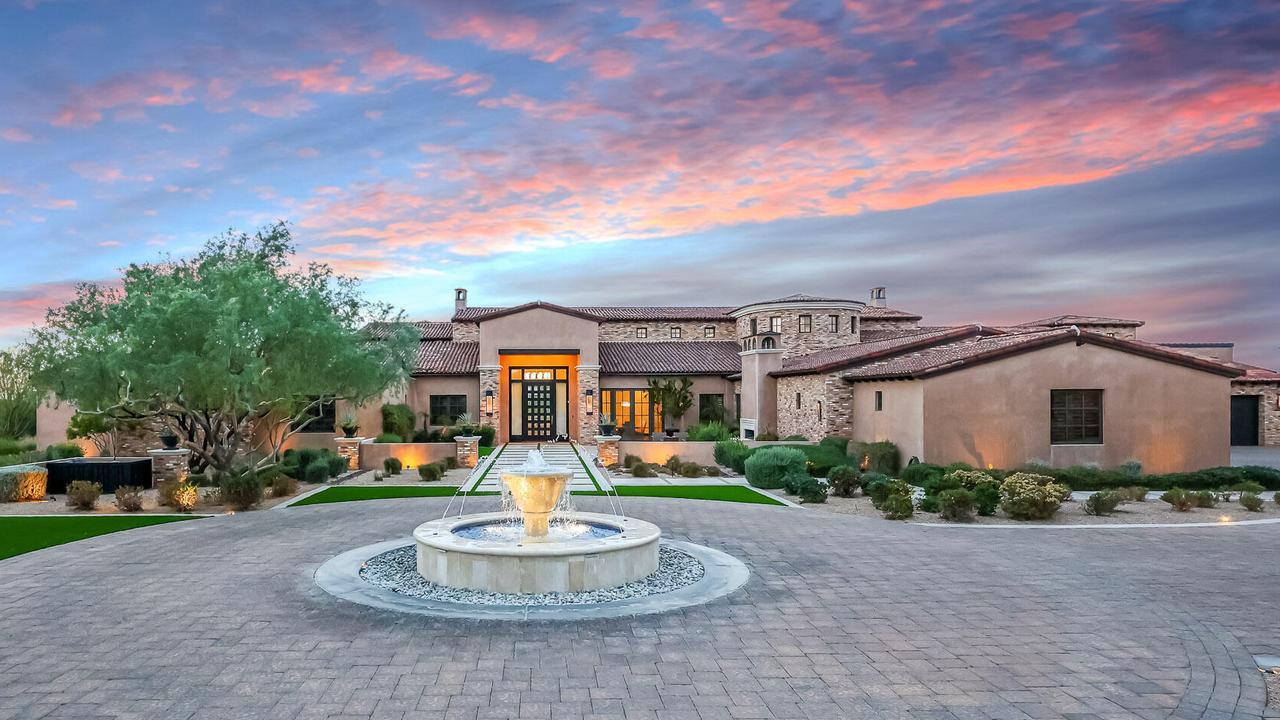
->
[670,327,681,338]
[770,317,782,333]
[704,326,715,338]
[636,327,648,338]
[1051,389,1103,444]
[798,314,812,333]
[874,390,883,411]
[429,395,468,426]
[827,314,839,332]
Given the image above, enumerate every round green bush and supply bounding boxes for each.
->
[1083,490,1122,516]
[304,462,330,485]
[744,446,807,489]
[220,471,263,511]
[881,494,913,520]
[900,463,944,487]
[972,481,1001,516]
[827,465,860,498]
[631,463,658,478]
[383,457,403,474]
[937,488,975,522]
[375,432,404,443]
[783,472,827,503]
[1000,473,1066,520]
[1240,492,1264,512]
[326,454,347,477]
[713,439,752,473]
[418,463,443,482]
[677,462,705,478]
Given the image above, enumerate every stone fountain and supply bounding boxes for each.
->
[413,448,660,593]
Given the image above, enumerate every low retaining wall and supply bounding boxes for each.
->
[359,442,456,471]
[618,441,719,466]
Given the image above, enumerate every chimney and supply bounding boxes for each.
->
[869,286,887,308]
[454,288,468,312]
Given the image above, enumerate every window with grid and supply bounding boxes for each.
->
[1050,390,1103,444]
[636,327,648,338]
[670,327,681,338]
[798,314,812,333]
[429,395,468,425]
[703,326,715,338]
[827,314,839,332]
[770,316,782,333]
[291,397,335,432]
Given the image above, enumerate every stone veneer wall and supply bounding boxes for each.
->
[774,372,855,440]
[860,319,920,333]
[735,309,862,358]
[478,367,500,434]
[576,365,600,443]
[451,322,480,342]
[598,320,736,342]
[1232,381,1280,447]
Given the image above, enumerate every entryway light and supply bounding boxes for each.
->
[482,389,496,417]
[584,389,595,416]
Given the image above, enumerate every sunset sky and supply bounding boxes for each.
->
[1,0,1277,365]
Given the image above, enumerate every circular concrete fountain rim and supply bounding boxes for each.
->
[413,512,661,558]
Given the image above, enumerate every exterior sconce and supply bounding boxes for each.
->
[482,389,495,417]
[584,389,595,416]
[859,454,870,472]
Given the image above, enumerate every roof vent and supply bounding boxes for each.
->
[869,287,887,308]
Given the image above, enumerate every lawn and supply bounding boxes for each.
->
[0,515,197,560]
[291,483,787,507]
[612,485,786,506]
[291,485,499,506]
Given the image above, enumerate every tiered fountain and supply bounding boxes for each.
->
[412,448,660,594]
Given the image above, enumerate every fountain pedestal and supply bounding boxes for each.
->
[502,468,569,541]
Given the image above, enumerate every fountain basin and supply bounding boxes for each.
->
[414,512,660,593]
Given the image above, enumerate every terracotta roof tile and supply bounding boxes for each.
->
[365,320,452,341]
[412,341,478,376]
[775,326,986,376]
[1021,314,1144,328]
[1230,363,1280,382]
[452,305,736,322]
[860,306,923,321]
[599,341,741,375]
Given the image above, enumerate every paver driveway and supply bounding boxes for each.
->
[0,496,1276,720]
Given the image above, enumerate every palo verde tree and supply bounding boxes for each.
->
[28,223,418,473]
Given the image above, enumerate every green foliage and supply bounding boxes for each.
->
[945,469,995,489]
[375,432,404,443]
[380,404,415,439]
[744,446,807,489]
[443,456,458,470]
[945,462,975,473]
[869,477,912,510]
[754,431,779,441]
[881,493,914,520]
[972,481,1001,516]
[848,441,900,475]
[65,480,102,510]
[0,349,38,440]
[818,436,849,454]
[631,463,658,478]
[783,472,827,503]
[1084,491,1122,516]
[623,454,643,469]
[1119,459,1143,476]
[937,488,975,522]
[1191,489,1217,508]
[0,438,35,456]
[1000,473,1066,520]
[0,464,47,502]
[303,462,330,485]
[663,455,684,472]
[272,472,298,497]
[221,470,264,511]
[1160,488,1193,512]
[1122,486,1149,502]
[861,473,893,505]
[678,462,706,478]
[26,223,416,473]
[45,443,84,460]
[900,463,944,487]
[1230,480,1265,494]
[412,428,442,442]
[713,439,752,473]
[383,457,403,474]
[827,466,860,498]
[418,463,443,482]
[1240,492,1264,512]
[476,426,496,447]
[703,464,721,477]
[687,422,732,441]
[158,480,199,512]
[647,376,694,430]
[114,485,145,512]
[326,454,347,476]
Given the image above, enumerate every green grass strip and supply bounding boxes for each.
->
[580,485,786,506]
[291,485,503,506]
[290,481,786,507]
[0,515,197,561]
[569,442,603,491]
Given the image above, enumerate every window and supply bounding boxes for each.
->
[827,314,839,333]
[636,327,648,338]
[761,336,776,349]
[851,315,859,334]
[770,316,782,333]
[798,314,812,333]
[704,326,715,338]
[670,327,681,339]
[874,391,883,411]
[749,318,758,335]
[795,392,802,409]
[292,397,335,432]
[429,395,468,425]
[817,401,823,421]
[599,389,663,436]
[698,393,725,422]
[1051,390,1103,444]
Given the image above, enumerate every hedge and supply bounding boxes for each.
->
[744,447,807,489]
[849,441,900,476]
[1029,464,1280,491]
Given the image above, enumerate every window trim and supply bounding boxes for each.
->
[670,326,681,339]
[798,314,812,333]
[770,316,783,333]
[636,327,648,338]
[1050,389,1104,445]
[874,390,883,412]
[703,326,715,338]
[827,314,839,333]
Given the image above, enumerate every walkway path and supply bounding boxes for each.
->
[466,442,609,492]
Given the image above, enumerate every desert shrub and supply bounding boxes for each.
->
[900,463,944,487]
[0,464,47,502]
[380,403,415,439]
[304,462,330,485]
[944,461,974,474]
[861,473,894,506]
[1000,473,1066,520]
[678,462,705,478]
[172,482,199,511]
[623,454,643,469]
[383,457,403,474]
[326,454,347,477]
[443,457,459,470]
[45,442,85,460]
[818,436,850,454]
[0,438,35,455]
[780,443,848,478]
[945,469,994,489]
[687,422,732,442]
[755,431,779,441]
[1122,486,1149,502]
[411,428,442,442]
[783,472,827,503]
[221,471,263,511]
[114,485,145,512]
[972,480,1001,516]
[869,477,912,510]
[418,463,443,482]
[631,463,658,478]
[1231,480,1265,494]
[1191,490,1217,508]
[703,465,721,476]
[1083,490,1122,516]
[849,441,900,476]
[827,466,860,498]
[65,480,102,510]
[937,488,975,522]
[1161,488,1193,512]
[663,455,684,472]
[1240,492,1264,512]
[1119,459,1143,476]
[881,493,914,520]
[375,432,404,444]
[476,426,496,447]
[744,446,807,489]
[373,471,384,482]
[272,473,298,498]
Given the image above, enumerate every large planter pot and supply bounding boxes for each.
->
[664,428,678,438]
[159,434,179,450]
[341,427,358,438]
[599,423,616,436]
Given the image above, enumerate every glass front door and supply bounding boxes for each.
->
[600,389,663,439]
[509,366,569,441]
[522,381,555,439]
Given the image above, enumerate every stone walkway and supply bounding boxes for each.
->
[467,443,608,493]
[0,495,1277,719]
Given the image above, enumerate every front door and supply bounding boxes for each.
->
[521,381,556,440]
[1231,395,1260,446]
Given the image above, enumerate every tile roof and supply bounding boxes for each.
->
[599,341,742,375]
[1021,314,1144,328]
[365,321,452,341]
[1230,363,1280,382]
[452,305,737,322]
[860,306,923,321]
[412,341,479,376]
[774,326,987,376]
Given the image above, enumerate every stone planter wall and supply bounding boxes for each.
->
[358,441,456,471]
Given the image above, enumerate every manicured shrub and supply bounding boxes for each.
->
[1230,480,1265,494]
[1191,490,1217,509]
[631,463,658,478]
[744,446,807,489]
[476,426,496,447]
[782,443,848,478]
[383,457,403,474]
[870,478,913,510]
[114,485,145,512]
[375,432,404,444]
[937,488,975,522]
[221,471,264,511]
[1240,492,1264,512]
[304,462,330,485]
[1000,473,1066,520]
[818,436,850,454]
[663,455,684,472]
[678,462,705,478]
[946,469,995,489]
[412,428,442,442]
[754,431,779,441]
[65,480,102,510]
[783,473,827,503]
[1161,488,1193,512]
[623,453,644,469]
[0,438,35,455]
[380,403,415,440]
[827,466,860,498]
[944,461,974,474]
[881,494,914,520]
[687,422,732,441]
[0,464,47,502]
[972,480,1001,516]
[326,454,347,477]
[1119,459,1143,476]
[703,465,721,477]
[849,441,900,476]
[443,457,459,470]
[45,442,85,460]
[418,463,443,482]
[1083,490,1122,516]
[272,473,298,498]
[900,463,944,487]
[861,473,893,506]
[1122,486,1149,502]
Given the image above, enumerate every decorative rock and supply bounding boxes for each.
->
[595,435,621,467]
[454,435,480,469]
[146,448,190,487]
[334,437,364,470]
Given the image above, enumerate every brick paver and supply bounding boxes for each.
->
[0,497,1276,719]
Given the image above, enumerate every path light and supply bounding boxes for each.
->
[482,389,495,417]
[584,389,595,416]
[1219,515,1233,523]
[859,455,870,471]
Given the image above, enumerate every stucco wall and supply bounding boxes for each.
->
[618,441,718,465]
[920,342,1231,472]
[598,320,735,342]
[850,381,925,461]
[358,441,456,470]
[408,376,481,429]
[477,308,599,365]
[736,350,780,438]
[1232,381,1280,447]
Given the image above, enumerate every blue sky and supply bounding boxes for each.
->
[1,0,1278,365]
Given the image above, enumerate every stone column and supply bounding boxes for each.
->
[577,364,600,445]
[147,449,191,487]
[454,435,481,469]
[478,365,501,436]
[334,437,364,471]
[594,435,621,467]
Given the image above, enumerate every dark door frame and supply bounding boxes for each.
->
[1231,394,1261,446]
[507,365,570,442]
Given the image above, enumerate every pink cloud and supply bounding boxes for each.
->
[50,71,196,128]
[270,61,367,94]
[242,94,316,118]
[588,49,635,79]
[359,50,453,82]
[70,162,153,184]
[1,128,33,142]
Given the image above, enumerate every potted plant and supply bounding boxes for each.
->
[452,413,479,438]
[158,422,179,450]
[339,412,360,438]
[648,377,693,439]
[599,413,616,437]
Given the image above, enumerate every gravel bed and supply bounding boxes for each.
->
[359,544,704,606]
[1267,670,1280,711]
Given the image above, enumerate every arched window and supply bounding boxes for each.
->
[762,336,776,349]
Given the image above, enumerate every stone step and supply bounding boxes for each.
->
[470,443,611,492]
